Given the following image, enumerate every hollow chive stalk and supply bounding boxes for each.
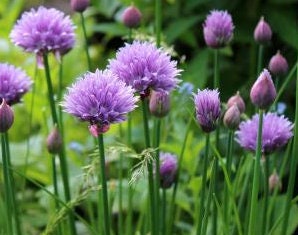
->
[80,12,91,70]
[212,48,219,235]
[223,130,234,227]
[281,59,298,234]
[97,134,111,235]
[1,133,13,235]
[196,133,210,235]
[248,109,264,235]
[42,53,77,235]
[141,99,156,235]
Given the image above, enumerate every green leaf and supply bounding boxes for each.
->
[92,23,128,37]
[164,16,203,43]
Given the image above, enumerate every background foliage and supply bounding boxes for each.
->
[0,0,298,234]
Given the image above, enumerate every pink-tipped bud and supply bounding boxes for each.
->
[223,104,241,130]
[88,123,110,137]
[254,16,272,44]
[227,91,245,113]
[71,0,90,12]
[149,91,170,118]
[269,172,282,192]
[250,69,276,109]
[46,127,62,154]
[0,99,14,133]
[122,6,142,28]
[268,51,288,76]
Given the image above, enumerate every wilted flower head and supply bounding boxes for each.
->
[250,69,276,109]
[203,10,234,48]
[194,89,221,133]
[0,99,14,133]
[268,51,288,76]
[122,5,142,28]
[71,0,90,12]
[254,16,272,44]
[0,63,32,105]
[62,69,138,136]
[227,91,245,113]
[10,6,75,61]
[235,112,293,154]
[269,171,282,192]
[108,41,181,96]
[159,152,178,189]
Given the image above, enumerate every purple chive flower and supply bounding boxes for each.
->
[194,89,221,133]
[235,112,293,154]
[254,16,272,44]
[0,63,32,105]
[250,69,276,109]
[159,152,178,189]
[203,10,234,49]
[122,5,142,28]
[10,6,75,62]
[108,41,181,96]
[62,69,138,136]
[268,51,288,76]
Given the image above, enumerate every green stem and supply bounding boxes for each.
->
[126,114,133,235]
[1,133,13,235]
[118,153,123,235]
[202,159,216,235]
[196,133,210,235]
[80,12,92,70]
[261,157,270,235]
[214,49,219,88]
[162,189,166,235]
[272,63,297,108]
[212,48,219,235]
[128,28,132,43]
[141,99,156,235]
[155,0,162,47]
[167,117,192,235]
[4,133,22,235]
[97,134,110,235]
[42,53,77,235]
[154,119,161,234]
[281,59,298,234]
[52,156,62,235]
[223,130,234,226]
[257,45,264,75]
[248,109,264,235]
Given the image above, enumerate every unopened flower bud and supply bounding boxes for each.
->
[149,91,170,118]
[269,171,282,192]
[71,0,90,12]
[268,51,288,76]
[224,104,241,130]
[227,91,245,113]
[250,69,276,109]
[46,127,62,154]
[254,16,272,44]
[122,6,142,28]
[0,99,14,133]
[159,152,178,189]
